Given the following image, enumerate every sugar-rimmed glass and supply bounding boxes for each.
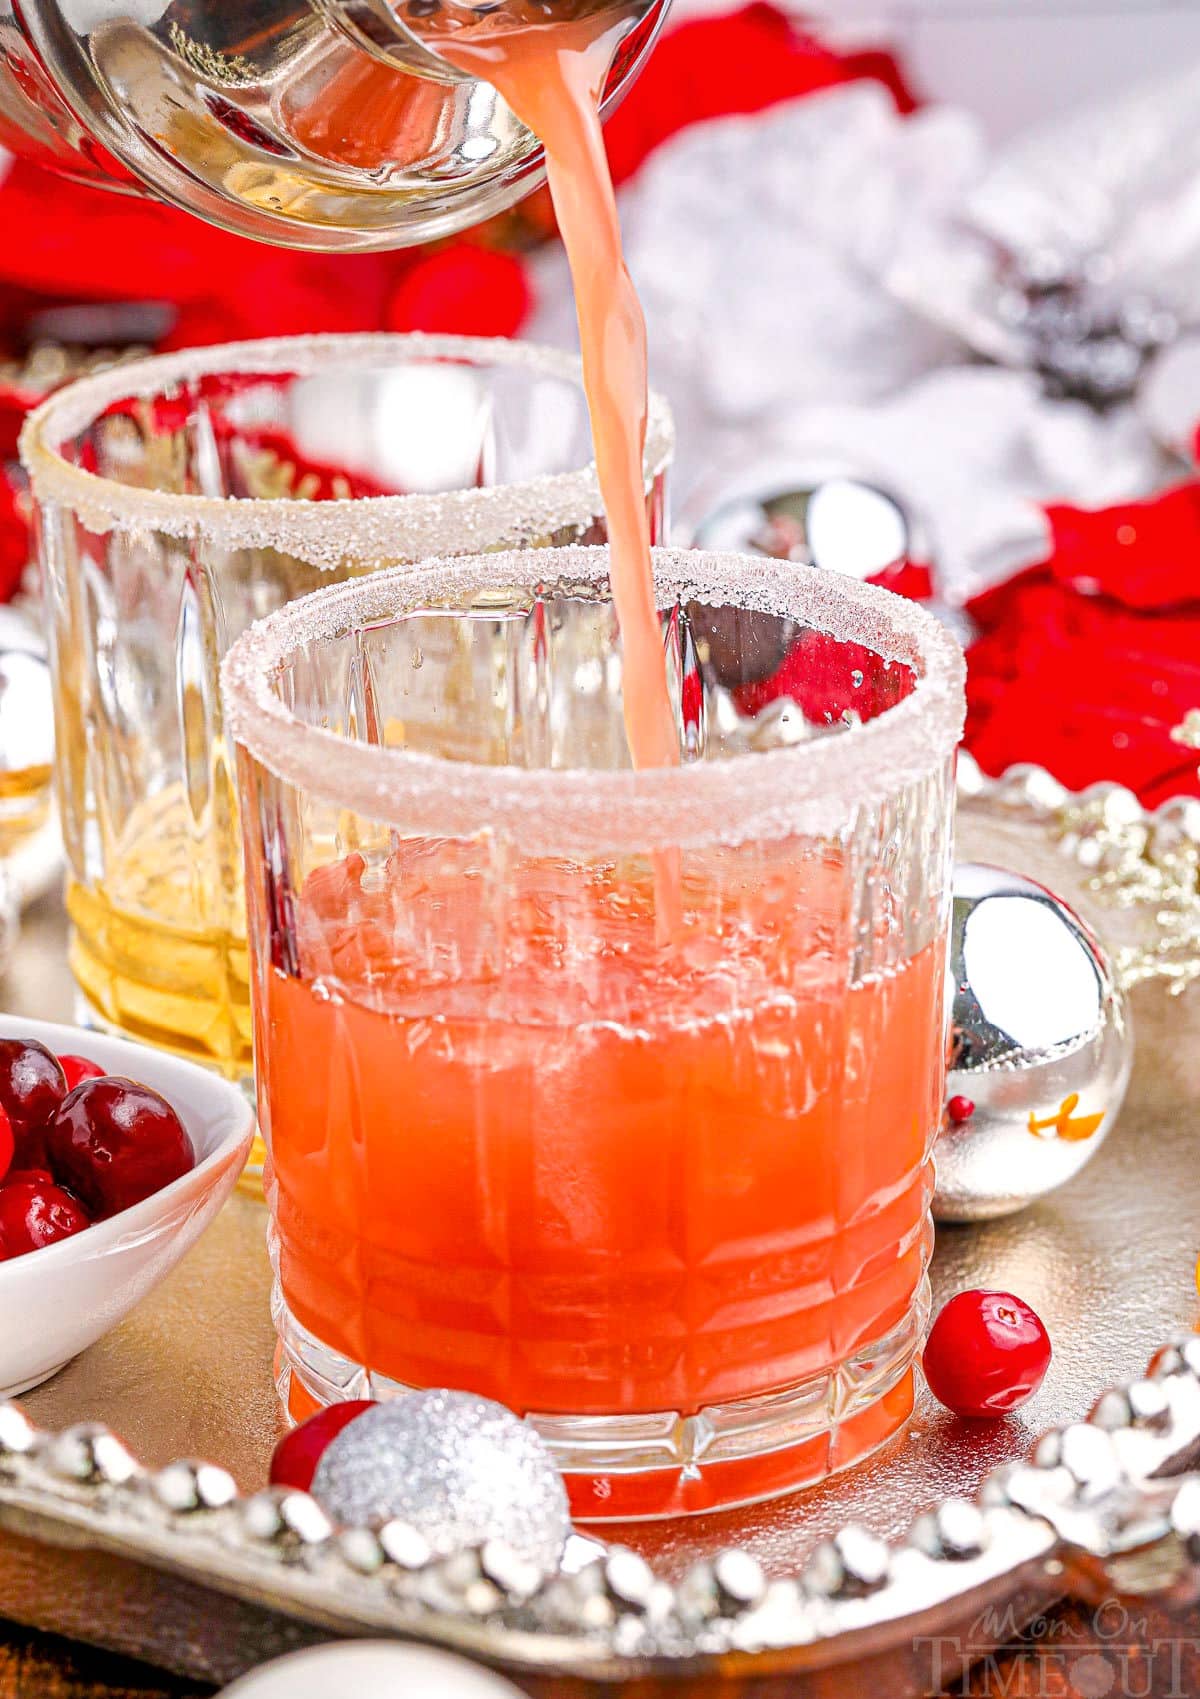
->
[20,334,672,1088]
[223,543,964,1520]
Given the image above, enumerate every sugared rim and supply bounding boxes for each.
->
[18,333,675,573]
[221,545,966,854]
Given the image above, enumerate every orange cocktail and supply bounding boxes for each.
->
[225,544,965,1519]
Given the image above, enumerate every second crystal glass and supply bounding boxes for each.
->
[20,334,672,1084]
[223,543,965,1519]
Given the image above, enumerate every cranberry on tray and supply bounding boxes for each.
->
[923,1289,1052,1419]
[269,1401,377,1491]
[47,1076,194,1219]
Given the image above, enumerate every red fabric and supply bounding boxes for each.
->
[0,161,528,353]
[0,382,40,461]
[604,4,918,186]
[0,159,398,350]
[963,484,1200,807]
[1042,484,1200,611]
[0,476,28,605]
[384,244,531,338]
[871,558,934,602]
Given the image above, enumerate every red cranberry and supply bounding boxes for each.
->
[946,1095,975,1125]
[0,1106,11,1184]
[4,1168,54,1187]
[0,1179,91,1258]
[923,1289,1052,1418]
[46,1077,193,1219]
[59,1054,107,1092]
[0,1039,67,1169]
[269,1402,376,1492]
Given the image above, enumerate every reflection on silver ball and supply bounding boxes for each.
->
[687,460,929,586]
[934,864,1132,1222]
[310,1391,570,1576]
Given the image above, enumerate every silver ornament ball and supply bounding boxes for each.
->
[934,863,1132,1222]
[686,458,929,586]
[310,1391,571,1576]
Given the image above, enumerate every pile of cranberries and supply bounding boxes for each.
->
[0,1038,194,1261]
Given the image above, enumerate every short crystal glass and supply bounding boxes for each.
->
[223,543,965,1520]
[20,334,673,1087]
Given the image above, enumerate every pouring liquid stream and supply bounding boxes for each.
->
[439,10,683,938]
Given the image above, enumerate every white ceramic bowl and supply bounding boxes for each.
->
[0,1015,255,1397]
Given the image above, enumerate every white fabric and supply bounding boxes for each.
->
[527,63,1187,603]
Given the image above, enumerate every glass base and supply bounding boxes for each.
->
[273,1275,929,1521]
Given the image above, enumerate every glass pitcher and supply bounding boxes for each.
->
[0,0,666,249]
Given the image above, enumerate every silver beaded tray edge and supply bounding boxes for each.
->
[3,758,1200,1696]
[3,1347,1200,1696]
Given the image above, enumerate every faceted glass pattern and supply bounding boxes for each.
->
[224,544,964,1518]
[23,335,672,1088]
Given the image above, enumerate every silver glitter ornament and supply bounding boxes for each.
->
[687,460,928,587]
[934,863,1132,1222]
[310,1391,571,1575]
